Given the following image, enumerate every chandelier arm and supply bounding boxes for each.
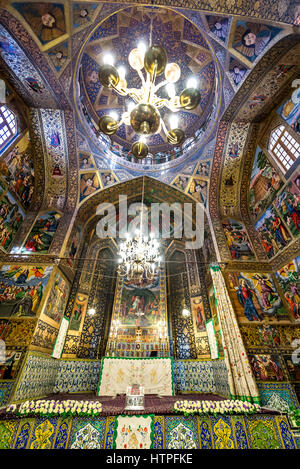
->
[110,82,128,96]
[154,79,168,92]
[138,69,146,86]
[160,118,169,136]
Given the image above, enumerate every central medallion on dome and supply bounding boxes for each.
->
[76,7,217,167]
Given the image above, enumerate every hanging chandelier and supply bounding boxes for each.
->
[97,41,201,159]
[117,232,161,281]
[117,177,161,281]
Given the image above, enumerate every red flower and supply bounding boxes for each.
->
[140,443,143,448]
[144,427,147,432]
[124,444,127,449]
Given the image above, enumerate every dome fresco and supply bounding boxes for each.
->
[75,7,220,168]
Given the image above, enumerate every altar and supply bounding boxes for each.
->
[97,357,174,396]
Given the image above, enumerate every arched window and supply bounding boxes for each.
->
[268,125,300,173]
[0,105,17,152]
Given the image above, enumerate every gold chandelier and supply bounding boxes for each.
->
[97,43,201,159]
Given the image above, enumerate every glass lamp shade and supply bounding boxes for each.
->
[128,48,144,71]
[165,63,181,83]
[144,45,168,77]
[130,103,161,135]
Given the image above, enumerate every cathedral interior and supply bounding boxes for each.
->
[0,0,299,451]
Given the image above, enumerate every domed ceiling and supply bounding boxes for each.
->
[75,7,220,169]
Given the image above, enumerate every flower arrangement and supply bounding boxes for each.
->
[6,400,102,418]
[174,399,261,416]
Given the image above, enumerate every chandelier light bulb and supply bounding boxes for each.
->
[117,66,126,79]
[169,114,179,129]
[166,83,176,99]
[182,306,190,317]
[137,41,147,55]
[186,77,198,89]
[109,111,119,121]
[165,62,181,83]
[128,48,144,71]
[128,101,136,113]
[87,307,96,316]
[103,53,115,65]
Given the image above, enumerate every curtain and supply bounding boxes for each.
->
[210,265,260,403]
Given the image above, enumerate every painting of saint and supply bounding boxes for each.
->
[229,58,247,86]
[207,16,229,42]
[79,173,100,201]
[0,192,24,251]
[274,183,300,238]
[79,152,95,170]
[249,146,284,220]
[116,274,162,330]
[172,175,190,192]
[69,295,87,331]
[0,265,52,317]
[22,211,61,254]
[187,178,207,205]
[0,132,35,209]
[275,257,300,321]
[227,271,288,322]
[13,3,67,45]
[66,226,81,266]
[255,207,291,258]
[191,297,206,333]
[73,3,97,29]
[258,324,280,347]
[222,219,255,260]
[195,161,210,178]
[233,22,281,62]
[99,171,118,188]
[249,354,284,381]
[43,272,69,324]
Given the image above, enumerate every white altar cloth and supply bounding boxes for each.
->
[97,357,174,396]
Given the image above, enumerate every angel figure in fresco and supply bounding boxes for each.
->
[234,23,272,62]
[189,179,207,204]
[21,3,66,44]
[252,274,278,310]
[235,278,263,321]
[208,17,229,42]
[80,175,98,199]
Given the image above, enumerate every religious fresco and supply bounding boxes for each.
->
[206,15,230,43]
[69,294,88,332]
[277,87,300,134]
[0,349,22,379]
[65,225,82,267]
[249,354,285,381]
[12,2,67,46]
[79,173,100,202]
[231,22,281,63]
[22,211,61,254]
[249,146,284,221]
[0,191,24,251]
[117,275,161,327]
[0,265,53,317]
[187,178,208,205]
[255,207,291,258]
[194,161,210,178]
[99,171,118,188]
[222,219,255,260]
[42,272,69,324]
[0,131,35,209]
[72,3,98,30]
[274,182,300,238]
[78,152,95,170]
[191,296,206,333]
[171,175,190,192]
[228,57,248,87]
[226,272,288,323]
[107,268,168,357]
[275,257,300,322]
[47,41,69,73]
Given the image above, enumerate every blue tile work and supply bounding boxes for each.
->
[54,360,101,393]
[0,382,14,407]
[173,359,229,395]
[257,382,300,412]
